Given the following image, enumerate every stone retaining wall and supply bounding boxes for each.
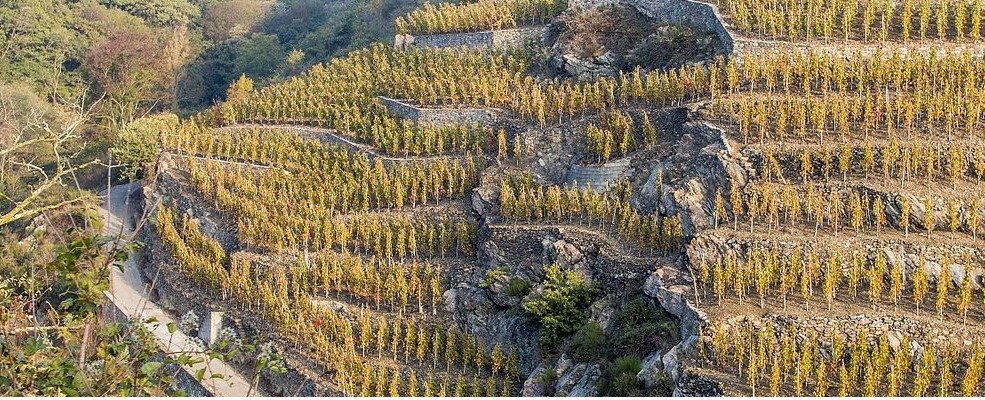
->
[566,158,632,191]
[378,96,496,126]
[733,37,985,57]
[395,26,546,50]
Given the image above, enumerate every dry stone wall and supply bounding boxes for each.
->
[732,38,985,57]
[566,158,632,191]
[631,0,734,53]
[379,96,497,126]
[395,26,546,50]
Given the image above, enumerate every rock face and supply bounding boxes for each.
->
[522,364,550,396]
[637,349,667,389]
[639,120,750,237]
[452,283,541,372]
[548,4,722,80]
[642,265,719,395]
[553,354,602,397]
[643,266,702,330]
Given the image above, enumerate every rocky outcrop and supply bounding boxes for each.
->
[552,52,620,79]
[639,120,750,237]
[553,354,602,396]
[453,281,540,366]
[522,364,551,396]
[549,5,721,79]
[637,349,668,389]
[569,0,734,54]
[542,237,590,272]
[643,266,705,335]
[642,265,716,395]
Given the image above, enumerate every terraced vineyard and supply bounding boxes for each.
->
[134,0,985,396]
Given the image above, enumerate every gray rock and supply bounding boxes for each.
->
[643,266,694,320]
[887,330,903,351]
[673,372,724,397]
[554,355,601,397]
[555,353,574,376]
[522,364,550,397]
[661,344,681,382]
[589,295,617,333]
[487,273,522,308]
[637,349,666,389]
[550,238,585,268]
[442,289,458,313]
[566,364,601,397]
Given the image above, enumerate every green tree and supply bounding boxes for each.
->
[522,264,599,348]
[111,114,177,180]
[233,34,287,80]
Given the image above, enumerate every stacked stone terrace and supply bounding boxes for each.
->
[395,26,547,50]
[378,96,497,126]
[566,158,633,191]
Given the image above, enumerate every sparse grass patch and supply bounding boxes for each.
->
[505,277,532,297]
[568,321,605,362]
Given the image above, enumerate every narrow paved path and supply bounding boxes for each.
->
[101,183,256,396]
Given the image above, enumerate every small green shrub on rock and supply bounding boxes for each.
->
[522,263,598,348]
[505,277,532,297]
[569,321,605,361]
[606,356,643,396]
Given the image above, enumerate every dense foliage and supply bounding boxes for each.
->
[522,263,599,348]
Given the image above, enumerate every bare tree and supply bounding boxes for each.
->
[0,92,101,227]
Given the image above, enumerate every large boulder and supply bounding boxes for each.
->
[643,266,696,321]
[543,237,585,269]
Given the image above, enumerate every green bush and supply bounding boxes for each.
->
[505,277,532,297]
[481,267,508,288]
[522,264,598,348]
[610,298,678,358]
[608,356,643,396]
[569,321,604,361]
[111,114,176,181]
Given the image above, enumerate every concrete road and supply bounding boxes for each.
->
[101,183,256,396]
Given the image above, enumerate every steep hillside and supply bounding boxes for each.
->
[134,0,985,397]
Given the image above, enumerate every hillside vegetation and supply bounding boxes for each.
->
[5,0,985,396]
